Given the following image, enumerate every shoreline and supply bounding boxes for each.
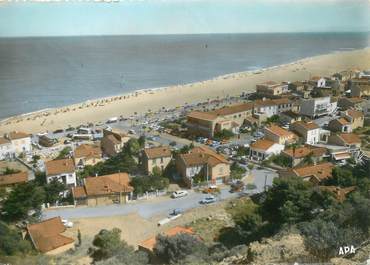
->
[1,47,370,134]
[1,46,366,122]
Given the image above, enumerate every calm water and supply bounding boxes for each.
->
[0,33,369,120]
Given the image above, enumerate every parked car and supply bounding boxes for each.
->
[171,190,188,198]
[169,208,183,216]
[200,196,217,204]
[61,219,73,228]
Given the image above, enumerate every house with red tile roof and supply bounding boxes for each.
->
[26,217,75,255]
[176,146,230,186]
[249,138,284,161]
[281,145,327,167]
[45,158,76,187]
[328,133,362,149]
[72,172,133,206]
[142,146,172,174]
[264,125,297,145]
[278,162,334,185]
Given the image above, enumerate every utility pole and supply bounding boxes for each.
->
[264,174,268,192]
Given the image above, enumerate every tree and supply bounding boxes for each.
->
[44,179,67,205]
[325,166,356,187]
[271,154,291,167]
[230,162,247,180]
[299,219,363,261]
[124,138,141,156]
[55,146,72,160]
[265,115,280,124]
[261,177,321,230]
[2,182,46,221]
[89,228,126,262]
[1,167,21,175]
[154,233,208,264]
[90,228,148,264]
[214,129,234,141]
[77,229,82,247]
[130,175,169,195]
[0,221,33,255]
[138,135,146,148]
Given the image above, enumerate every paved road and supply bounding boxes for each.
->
[42,167,278,221]
[42,187,240,220]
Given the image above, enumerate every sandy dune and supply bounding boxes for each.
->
[1,47,370,134]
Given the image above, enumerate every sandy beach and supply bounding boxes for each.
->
[1,47,370,135]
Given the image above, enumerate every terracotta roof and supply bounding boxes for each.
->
[6,131,30,140]
[144,146,172,159]
[179,146,228,167]
[71,186,87,198]
[320,186,356,202]
[45,158,75,176]
[74,144,102,159]
[265,125,295,138]
[254,98,290,107]
[139,226,195,251]
[292,162,334,182]
[310,76,322,81]
[293,121,319,131]
[0,172,28,186]
[333,152,351,160]
[187,111,218,121]
[104,134,121,145]
[282,145,326,159]
[346,109,364,119]
[338,133,361,144]
[250,138,275,151]
[74,173,133,198]
[0,137,10,145]
[209,103,254,116]
[27,217,74,253]
[335,118,351,126]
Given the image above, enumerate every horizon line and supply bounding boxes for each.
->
[1,30,370,39]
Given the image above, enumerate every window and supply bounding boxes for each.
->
[219,167,223,174]
[160,157,163,163]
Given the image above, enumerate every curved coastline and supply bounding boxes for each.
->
[0,47,370,134]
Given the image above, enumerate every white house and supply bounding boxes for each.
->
[291,121,321,144]
[45,158,77,188]
[0,137,15,160]
[299,97,336,118]
[249,138,284,161]
[4,131,32,155]
[309,76,326,88]
[253,98,293,118]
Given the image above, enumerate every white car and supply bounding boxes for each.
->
[171,190,188,198]
[61,219,74,228]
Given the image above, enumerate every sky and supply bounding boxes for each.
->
[0,0,369,37]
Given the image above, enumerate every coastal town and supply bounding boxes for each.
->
[1,66,370,264]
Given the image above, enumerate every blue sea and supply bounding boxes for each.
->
[0,32,369,120]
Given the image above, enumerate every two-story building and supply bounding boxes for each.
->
[256,81,289,96]
[349,78,370,97]
[249,138,284,161]
[0,137,14,160]
[253,98,293,118]
[187,103,254,138]
[328,118,352,133]
[176,147,230,186]
[101,128,130,157]
[299,97,337,118]
[264,125,297,145]
[338,97,363,111]
[4,131,32,155]
[342,109,364,130]
[74,144,103,169]
[45,158,77,188]
[290,121,320,144]
[142,146,172,174]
